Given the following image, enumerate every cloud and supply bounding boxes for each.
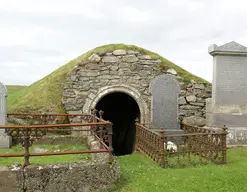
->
[0,0,104,17]
[1,0,247,85]
[0,28,31,46]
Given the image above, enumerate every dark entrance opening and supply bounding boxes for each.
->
[96,92,140,156]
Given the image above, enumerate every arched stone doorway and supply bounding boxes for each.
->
[83,85,148,155]
[96,92,140,155]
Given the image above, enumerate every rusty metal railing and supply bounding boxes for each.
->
[135,123,228,168]
[1,112,113,167]
[135,123,163,166]
[7,111,107,124]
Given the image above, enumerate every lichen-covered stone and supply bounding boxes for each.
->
[122,55,139,63]
[180,105,201,110]
[194,84,205,89]
[113,50,127,56]
[182,116,206,126]
[0,161,120,192]
[186,95,197,102]
[88,53,101,62]
[0,166,23,191]
[179,97,187,105]
[167,68,177,75]
[102,56,118,63]
[127,50,139,55]
[137,55,152,60]
[189,102,205,106]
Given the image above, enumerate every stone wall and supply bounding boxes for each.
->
[0,161,120,192]
[62,49,212,127]
[179,81,212,126]
[34,135,87,145]
[0,134,119,192]
[62,50,163,125]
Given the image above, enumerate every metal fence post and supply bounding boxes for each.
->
[159,129,165,168]
[99,110,104,119]
[43,113,47,135]
[23,128,30,167]
[107,123,113,150]
[91,108,97,122]
[221,125,228,164]
[134,118,140,152]
[107,123,113,161]
[90,108,97,132]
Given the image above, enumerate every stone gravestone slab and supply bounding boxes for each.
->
[0,82,11,148]
[208,41,247,145]
[150,74,180,130]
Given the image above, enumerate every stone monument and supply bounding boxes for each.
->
[208,41,247,145]
[0,82,12,148]
[150,74,182,135]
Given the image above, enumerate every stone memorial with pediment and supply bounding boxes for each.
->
[207,41,247,145]
[0,82,12,148]
[150,74,182,134]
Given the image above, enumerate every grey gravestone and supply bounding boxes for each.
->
[33,148,48,153]
[0,82,11,148]
[208,41,247,145]
[150,74,180,129]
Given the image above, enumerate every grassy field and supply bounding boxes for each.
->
[111,147,247,192]
[6,85,26,94]
[0,143,89,166]
[1,144,246,191]
[7,44,209,114]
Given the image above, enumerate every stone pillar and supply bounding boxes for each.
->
[0,82,12,148]
[208,41,247,146]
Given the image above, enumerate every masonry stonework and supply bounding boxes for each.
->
[0,161,120,192]
[62,50,212,127]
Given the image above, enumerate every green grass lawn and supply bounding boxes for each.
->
[2,144,246,192]
[6,85,26,94]
[0,143,89,166]
[111,147,247,192]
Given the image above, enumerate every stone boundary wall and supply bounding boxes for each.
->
[0,133,118,192]
[34,132,111,162]
[0,161,120,192]
[34,135,87,145]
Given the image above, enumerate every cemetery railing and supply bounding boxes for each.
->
[6,111,111,143]
[135,123,228,168]
[180,123,228,165]
[7,111,107,125]
[135,123,164,166]
[180,123,220,134]
[0,113,113,167]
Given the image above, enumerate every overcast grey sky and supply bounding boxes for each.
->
[1,0,247,85]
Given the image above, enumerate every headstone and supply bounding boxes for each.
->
[208,41,247,145]
[0,82,12,148]
[150,74,180,129]
[33,148,48,153]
